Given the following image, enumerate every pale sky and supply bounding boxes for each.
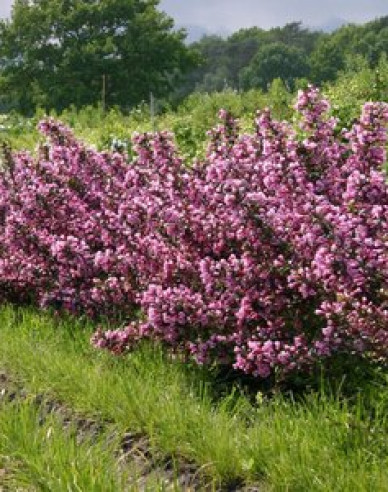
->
[159,0,388,32]
[1,0,387,34]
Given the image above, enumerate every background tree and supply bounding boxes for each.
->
[239,42,310,91]
[174,35,229,97]
[267,21,321,54]
[0,0,197,113]
[225,27,266,88]
[310,16,388,84]
[179,22,321,97]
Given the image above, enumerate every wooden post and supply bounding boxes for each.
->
[150,91,155,132]
[102,74,106,113]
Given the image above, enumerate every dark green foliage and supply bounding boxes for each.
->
[180,16,388,97]
[1,5,387,114]
[180,22,320,96]
[304,17,388,83]
[0,0,197,114]
[240,42,310,90]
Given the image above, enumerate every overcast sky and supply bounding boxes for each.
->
[160,0,388,32]
[1,0,387,34]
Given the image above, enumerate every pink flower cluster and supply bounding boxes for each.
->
[0,86,387,377]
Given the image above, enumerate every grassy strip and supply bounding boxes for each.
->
[0,304,387,490]
[0,376,194,491]
[0,396,130,491]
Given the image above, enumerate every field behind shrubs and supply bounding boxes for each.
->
[1,55,387,158]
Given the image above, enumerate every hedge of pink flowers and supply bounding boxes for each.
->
[0,86,387,377]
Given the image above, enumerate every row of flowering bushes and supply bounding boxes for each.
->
[0,86,387,378]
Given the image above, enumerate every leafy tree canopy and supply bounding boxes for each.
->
[179,22,320,96]
[310,16,388,83]
[240,42,310,91]
[179,16,388,97]
[0,0,197,113]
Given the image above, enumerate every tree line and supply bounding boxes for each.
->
[181,16,388,97]
[0,0,387,115]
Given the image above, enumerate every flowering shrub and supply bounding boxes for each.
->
[0,86,387,377]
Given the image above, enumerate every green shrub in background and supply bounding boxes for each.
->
[0,59,386,161]
[0,81,292,160]
[324,54,388,128]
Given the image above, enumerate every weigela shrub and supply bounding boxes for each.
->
[0,86,387,377]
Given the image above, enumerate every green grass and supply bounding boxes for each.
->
[0,304,387,491]
[0,397,128,491]
[0,397,186,492]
